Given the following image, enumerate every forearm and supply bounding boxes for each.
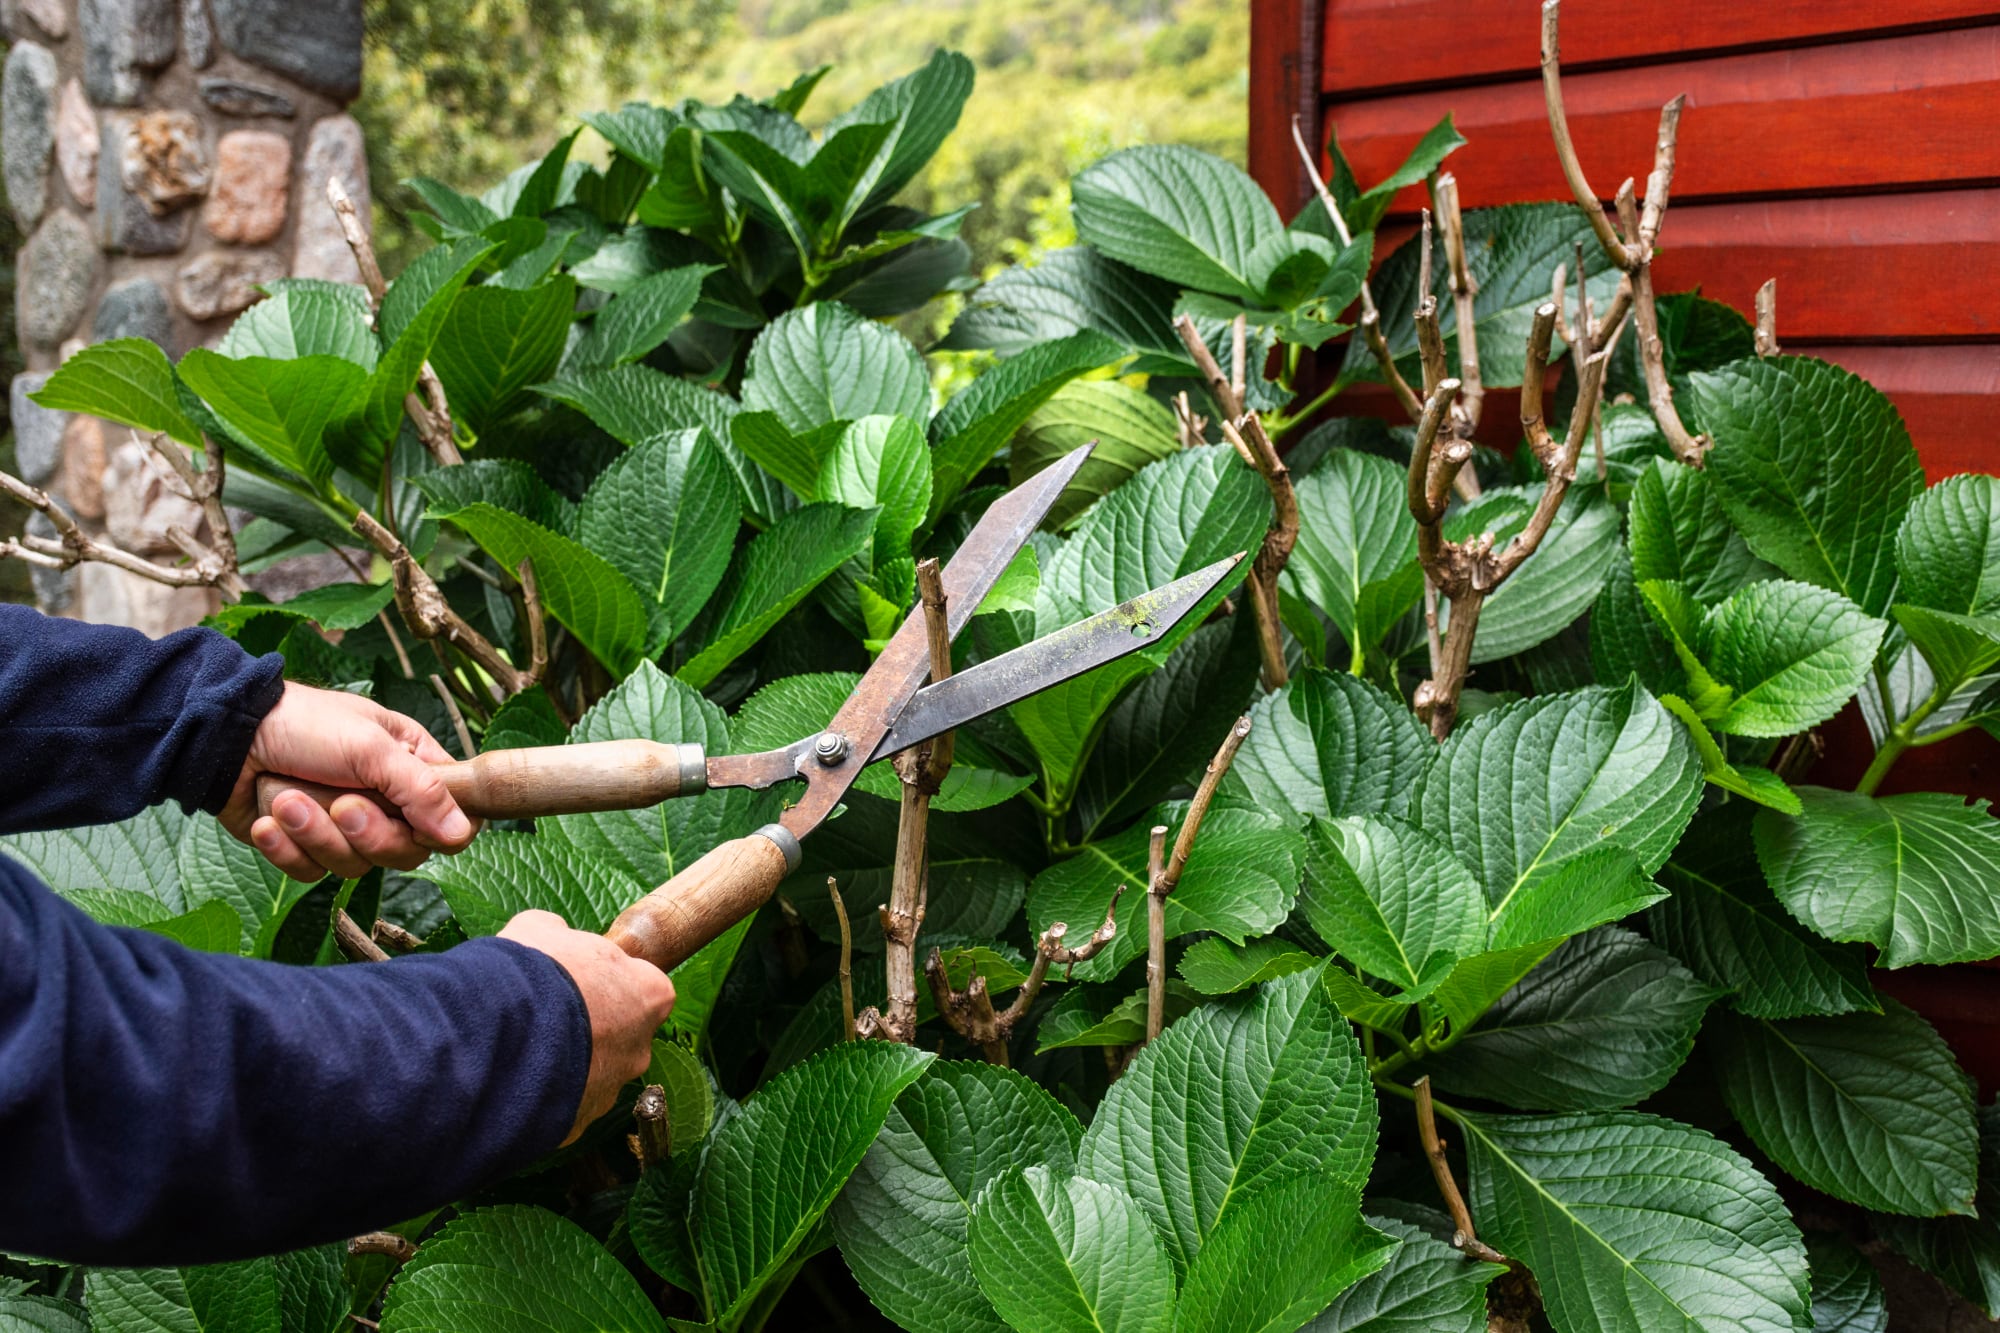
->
[0,606,284,833]
[0,863,591,1265]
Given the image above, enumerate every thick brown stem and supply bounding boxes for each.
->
[1540,0,1630,269]
[371,918,425,953]
[348,1233,419,1265]
[333,910,390,963]
[882,561,952,1044]
[830,876,856,1042]
[1434,175,1485,446]
[1145,825,1170,1043]
[631,1084,670,1171]
[518,559,549,684]
[353,510,532,696]
[1755,279,1780,357]
[1415,1078,1510,1264]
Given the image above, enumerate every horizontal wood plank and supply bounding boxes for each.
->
[1323,0,2000,96]
[1324,28,2000,211]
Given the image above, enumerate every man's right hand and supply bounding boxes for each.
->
[499,910,677,1144]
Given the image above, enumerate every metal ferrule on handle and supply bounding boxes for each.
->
[605,824,802,972]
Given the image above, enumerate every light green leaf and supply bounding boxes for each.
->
[1288,450,1421,662]
[1010,379,1179,531]
[1410,682,1701,924]
[1451,482,1620,665]
[832,1062,1083,1333]
[1894,605,2000,692]
[943,246,1181,359]
[1692,579,1886,737]
[967,1167,1174,1333]
[205,582,394,637]
[579,429,740,654]
[1321,966,1416,1034]
[1301,815,1484,1002]
[1898,473,2000,618]
[1178,937,1320,995]
[741,302,929,434]
[1,806,187,907]
[31,338,200,445]
[928,330,1125,518]
[644,1038,715,1155]
[1628,457,1771,606]
[1304,1202,1504,1333]
[1464,1110,1810,1333]
[1305,113,1466,238]
[537,363,738,449]
[1485,842,1664,952]
[425,501,647,673]
[1026,805,1304,983]
[1657,694,1804,814]
[1807,1234,1888,1333]
[676,502,878,688]
[1077,970,1378,1277]
[1425,939,1563,1038]
[175,814,311,952]
[142,899,246,954]
[422,830,645,937]
[1755,787,2000,968]
[693,1042,932,1326]
[821,415,930,561]
[1428,926,1722,1111]
[1649,805,1877,1019]
[1073,145,1286,300]
[729,412,843,502]
[1035,982,1200,1052]
[1711,999,1979,1216]
[429,277,575,431]
[1694,355,1927,618]
[1175,1172,1397,1333]
[57,888,184,927]
[823,49,973,215]
[380,1206,662,1333]
[1227,669,1434,825]
[177,351,366,487]
[217,284,377,368]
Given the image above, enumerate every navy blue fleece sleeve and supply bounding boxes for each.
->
[0,861,592,1265]
[0,604,286,831]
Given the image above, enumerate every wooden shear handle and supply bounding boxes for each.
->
[605,825,802,971]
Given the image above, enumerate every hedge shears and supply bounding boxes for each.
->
[258,444,1241,971]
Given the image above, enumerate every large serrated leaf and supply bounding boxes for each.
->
[1659,578,1885,738]
[967,1167,1174,1333]
[421,830,644,937]
[174,815,311,953]
[741,302,929,434]
[217,284,377,367]
[1301,815,1483,1003]
[1227,669,1434,825]
[823,49,973,216]
[833,1062,1083,1333]
[1873,1103,2000,1316]
[429,277,574,431]
[942,246,1182,358]
[177,351,364,488]
[380,1206,662,1332]
[1710,999,1979,1217]
[692,1042,932,1326]
[1428,926,1721,1111]
[578,429,739,655]
[821,415,930,562]
[1755,787,2000,968]
[1463,1110,1810,1333]
[1694,355,1926,618]
[31,338,200,446]
[1806,1233,1887,1333]
[1287,450,1421,664]
[1077,970,1378,1277]
[1898,473,2000,618]
[1175,1172,1396,1333]
[1072,145,1286,300]
[536,363,738,449]
[87,1260,283,1333]
[1628,457,1772,606]
[1177,937,1319,995]
[1010,379,1179,531]
[2,806,187,907]
[1304,1202,1503,1333]
[574,265,708,369]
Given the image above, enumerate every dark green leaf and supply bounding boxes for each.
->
[967,1167,1175,1333]
[1288,450,1421,663]
[1176,1172,1396,1333]
[380,1205,661,1332]
[579,429,740,654]
[1227,669,1434,825]
[1301,815,1484,1002]
[1304,1202,1503,1333]
[430,277,575,431]
[1073,145,1286,300]
[1035,982,1200,1052]
[1010,379,1180,531]
[943,246,1181,358]
[1806,1233,1887,1333]
[928,330,1124,518]
[741,302,929,434]
[1178,937,1320,995]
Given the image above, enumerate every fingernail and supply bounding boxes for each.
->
[277,799,311,832]
[441,810,472,843]
[335,805,368,836]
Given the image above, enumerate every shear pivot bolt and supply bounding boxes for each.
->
[814,731,849,765]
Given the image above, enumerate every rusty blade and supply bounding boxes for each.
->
[872,553,1245,761]
[753,442,1097,836]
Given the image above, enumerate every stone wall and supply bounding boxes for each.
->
[2,0,365,632]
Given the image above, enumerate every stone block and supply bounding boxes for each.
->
[94,276,173,346]
[292,114,368,284]
[19,0,67,38]
[211,0,360,99]
[59,414,108,520]
[10,370,63,483]
[97,115,192,254]
[81,0,177,107]
[204,129,287,244]
[182,0,212,67]
[197,76,294,119]
[121,108,210,215]
[175,248,282,320]
[55,79,97,207]
[17,209,96,347]
[2,41,55,227]
[79,561,218,633]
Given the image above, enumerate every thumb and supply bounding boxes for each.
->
[357,723,475,850]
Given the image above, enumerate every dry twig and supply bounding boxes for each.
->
[333,910,391,963]
[428,673,477,760]
[348,1233,419,1265]
[629,1085,670,1171]
[931,883,1127,1062]
[830,877,857,1042]
[1414,1077,1509,1265]
[1755,279,1780,357]
[352,510,532,697]
[371,918,425,953]
[1143,825,1171,1042]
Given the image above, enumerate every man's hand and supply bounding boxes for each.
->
[500,910,676,1143]
[219,682,477,880]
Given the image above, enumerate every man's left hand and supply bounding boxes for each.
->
[219,682,478,880]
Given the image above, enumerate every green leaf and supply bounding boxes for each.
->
[821,415,930,561]
[205,581,394,637]
[175,814,313,953]
[1078,970,1378,1277]
[1605,292,1757,409]
[645,1037,715,1154]
[429,277,575,431]
[741,302,929,433]
[1485,843,1665,952]
[406,176,498,235]
[1649,804,1878,1019]
[582,102,676,169]
[928,330,1124,518]
[1591,548,1689,700]
[1,806,187,907]
[729,412,843,502]
[1409,682,1702,924]
[1894,605,2000,692]
[1304,1202,1504,1333]
[1288,450,1421,662]
[1806,1234,1887,1333]
[579,429,740,654]
[832,1062,1083,1333]
[536,363,738,449]
[1684,579,1885,737]
[967,1167,1175,1333]
[422,830,644,937]
[1711,999,1979,1216]
[31,338,200,445]
[425,501,647,673]
[1464,1110,1810,1333]
[218,283,377,367]
[693,1042,932,1326]
[1301,815,1484,1002]
[1657,694,1804,815]
[1010,379,1179,531]
[480,688,568,753]
[177,351,365,487]
[1178,937,1320,995]
[1176,1172,1397,1333]
[676,502,878,688]
[1694,355,1927,618]
[1428,926,1722,1111]
[1073,145,1286,300]
[1026,805,1305,983]
[1873,1103,2000,1316]
[1344,203,1622,389]
[143,899,247,954]
[87,1261,283,1333]
[1036,982,1200,1052]
[57,887,186,927]
[1321,966,1417,1035]
[1756,787,2000,968]
[1425,939,1562,1038]
[943,246,1181,359]
[544,663,776,890]
[1227,669,1434,824]
[380,1205,662,1332]
[1898,473,2000,618]
[572,261,708,368]
[822,49,973,216]
[0,1294,88,1332]
[1451,482,1621,665]
[414,459,577,536]
[1303,114,1466,238]
[1628,457,1771,606]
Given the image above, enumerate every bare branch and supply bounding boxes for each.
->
[830,876,856,1042]
[1435,175,1484,437]
[1639,95,1686,250]
[0,468,242,597]
[1173,390,1207,449]
[372,918,425,953]
[348,1233,419,1265]
[1755,279,1780,357]
[334,910,390,963]
[1230,314,1248,403]
[630,1085,670,1172]
[1540,0,1631,269]
[1160,715,1253,895]
[352,510,532,696]
[428,673,476,760]
[1415,1077,1510,1265]
[326,177,386,308]
[1144,824,1170,1043]
[882,559,952,1044]
[517,558,549,684]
